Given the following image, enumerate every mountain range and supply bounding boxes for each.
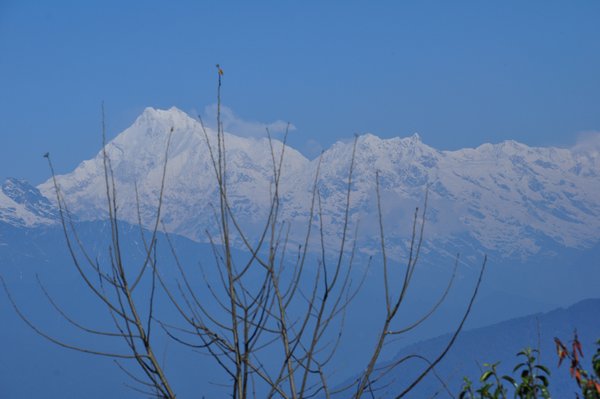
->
[1,106,596,260]
[1,107,599,398]
[3,107,599,313]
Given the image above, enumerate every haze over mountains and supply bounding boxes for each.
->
[334,298,600,398]
[1,107,599,398]
[0,106,595,259]
[3,107,598,315]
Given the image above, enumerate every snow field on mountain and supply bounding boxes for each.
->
[22,107,599,257]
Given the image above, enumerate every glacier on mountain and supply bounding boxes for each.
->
[21,107,600,257]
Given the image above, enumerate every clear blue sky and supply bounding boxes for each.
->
[1,1,599,185]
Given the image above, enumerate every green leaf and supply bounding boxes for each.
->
[536,374,549,387]
[535,364,551,375]
[481,370,494,382]
[513,362,526,372]
[501,375,517,387]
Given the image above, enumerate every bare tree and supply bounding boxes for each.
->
[2,67,486,399]
[2,105,176,398]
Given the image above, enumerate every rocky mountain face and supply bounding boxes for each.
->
[3,106,597,258]
[0,178,57,227]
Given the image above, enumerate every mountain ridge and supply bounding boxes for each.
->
[0,178,57,227]
[1,106,598,258]
[330,297,600,398]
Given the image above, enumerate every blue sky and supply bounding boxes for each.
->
[1,1,599,184]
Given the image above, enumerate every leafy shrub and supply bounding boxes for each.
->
[459,348,550,399]
[460,332,600,399]
[555,331,600,399]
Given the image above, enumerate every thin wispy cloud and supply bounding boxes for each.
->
[572,130,600,154]
[303,139,324,159]
[201,104,296,138]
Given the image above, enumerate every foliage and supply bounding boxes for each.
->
[460,332,600,399]
[555,331,600,399]
[459,348,550,399]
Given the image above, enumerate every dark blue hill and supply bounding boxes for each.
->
[337,298,600,398]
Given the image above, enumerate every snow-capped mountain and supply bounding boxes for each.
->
[37,107,309,244]
[23,107,600,258]
[0,178,57,227]
[299,133,600,256]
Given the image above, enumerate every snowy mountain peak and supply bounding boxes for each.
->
[37,107,309,240]
[334,133,432,162]
[11,106,598,258]
[135,106,191,125]
[408,132,421,142]
[0,178,57,227]
[355,132,422,145]
[120,106,201,145]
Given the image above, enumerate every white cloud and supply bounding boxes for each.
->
[303,139,323,159]
[201,104,296,138]
[571,130,600,155]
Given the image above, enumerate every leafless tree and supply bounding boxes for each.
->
[2,67,486,399]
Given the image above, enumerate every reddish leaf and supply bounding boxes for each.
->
[558,354,565,366]
[572,330,584,359]
[554,337,567,352]
[555,337,568,366]
[574,337,583,358]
